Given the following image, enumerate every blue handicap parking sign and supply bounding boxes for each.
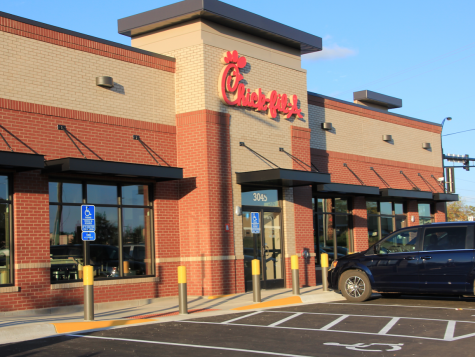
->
[81,205,95,232]
[82,231,96,241]
[251,212,260,234]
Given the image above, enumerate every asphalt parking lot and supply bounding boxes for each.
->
[4,295,475,357]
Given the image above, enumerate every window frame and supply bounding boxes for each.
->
[49,179,155,283]
[0,174,13,287]
[313,197,354,265]
[418,203,434,225]
[367,200,407,246]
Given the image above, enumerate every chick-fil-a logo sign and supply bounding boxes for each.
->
[218,50,303,119]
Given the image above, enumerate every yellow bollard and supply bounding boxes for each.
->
[252,259,261,302]
[291,255,300,295]
[178,266,188,314]
[321,253,329,292]
[83,265,94,321]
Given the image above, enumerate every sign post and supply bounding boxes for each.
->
[81,205,95,321]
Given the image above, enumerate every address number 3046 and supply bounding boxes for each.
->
[253,193,267,202]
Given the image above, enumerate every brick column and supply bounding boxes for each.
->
[352,196,369,252]
[175,110,235,296]
[290,126,316,287]
[407,200,419,227]
[434,202,446,222]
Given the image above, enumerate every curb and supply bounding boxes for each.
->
[0,323,57,345]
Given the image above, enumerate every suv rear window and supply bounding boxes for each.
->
[423,226,467,251]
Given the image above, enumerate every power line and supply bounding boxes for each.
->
[443,128,475,137]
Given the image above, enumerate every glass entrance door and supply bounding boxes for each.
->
[243,208,284,290]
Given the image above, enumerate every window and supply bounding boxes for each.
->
[49,180,153,282]
[418,203,433,225]
[423,226,467,251]
[377,228,418,254]
[367,201,407,247]
[314,198,352,265]
[0,176,12,285]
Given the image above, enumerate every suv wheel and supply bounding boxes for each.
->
[340,270,372,302]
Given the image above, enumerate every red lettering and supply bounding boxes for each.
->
[219,50,303,119]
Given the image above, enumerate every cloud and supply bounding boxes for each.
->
[303,44,356,61]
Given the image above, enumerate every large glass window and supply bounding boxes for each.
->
[314,198,352,266]
[418,203,433,225]
[367,201,407,247]
[49,181,153,282]
[0,176,12,286]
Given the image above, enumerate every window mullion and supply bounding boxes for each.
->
[118,185,123,278]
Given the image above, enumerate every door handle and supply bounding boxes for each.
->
[404,257,416,260]
[421,256,432,260]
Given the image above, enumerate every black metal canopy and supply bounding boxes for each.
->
[315,183,380,196]
[433,193,459,202]
[380,188,433,200]
[236,168,330,187]
[0,151,45,171]
[44,158,183,181]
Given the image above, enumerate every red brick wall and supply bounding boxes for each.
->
[291,126,316,287]
[0,15,175,72]
[352,196,369,252]
[312,149,444,192]
[0,100,177,312]
[171,109,236,296]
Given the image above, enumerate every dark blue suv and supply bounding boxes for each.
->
[328,222,475,302]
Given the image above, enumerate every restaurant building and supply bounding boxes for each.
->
[0,0,457,312]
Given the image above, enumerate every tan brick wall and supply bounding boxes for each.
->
[309,104,442,168]
[134,23,310,261]
[0,31,175,125]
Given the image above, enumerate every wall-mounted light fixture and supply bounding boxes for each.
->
[96,76,114,88]
[422,142,431,150]
[382,135,392,142]
[321,122,333,130]
[235,206,242,216]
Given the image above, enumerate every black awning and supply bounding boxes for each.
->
[380,188,433,200]
[433,193,459,202]
[44,158,183,181]
[236,168,330,187]
[0,151,44,171]
[315,183,380,196]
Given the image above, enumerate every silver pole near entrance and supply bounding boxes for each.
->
[178,266,188,315]
[83,265,94,321]
[321,253,329,292]
[291,255,300,295]
[252,259,261,302]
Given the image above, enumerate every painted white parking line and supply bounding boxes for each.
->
[222,311,262,324]
[320,315,349,330]
[378,317,400,335]
[67,334,314,357]
[444,321,456,341]
[183,320,445,341]
[182,310,475,342]
[325,302,475,311]
[268,313,303,327]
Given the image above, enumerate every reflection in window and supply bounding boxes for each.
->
[314,198,352,266]
[49,181,153,282]
[418,203,433,225]
[378,228,418,254]
[423,226,467,251]
[367,201,406,247]
[0,187,12,285]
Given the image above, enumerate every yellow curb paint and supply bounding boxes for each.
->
[232,296,303,311]
[52,319,156,334]
[207,294,236,300]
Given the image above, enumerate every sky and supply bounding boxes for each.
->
[2,0,474,205]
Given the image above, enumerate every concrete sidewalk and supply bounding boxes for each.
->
[0,286,345,345]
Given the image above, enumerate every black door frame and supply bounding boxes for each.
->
[242,205,285,290]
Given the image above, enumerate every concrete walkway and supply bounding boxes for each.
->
[0,286,345,345]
